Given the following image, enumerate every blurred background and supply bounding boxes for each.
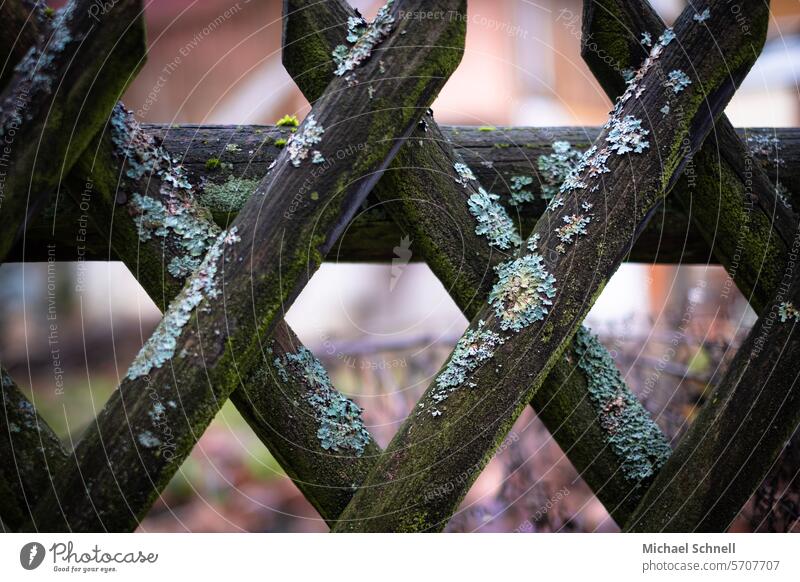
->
[2,0,800,532]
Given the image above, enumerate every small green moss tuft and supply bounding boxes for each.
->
[275,114,300,129]
[274,138,287,148]
[205,157,221,171]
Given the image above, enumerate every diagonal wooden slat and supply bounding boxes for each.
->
[283,0,670,526]
[0,0,145,260]
[332,0,769,532]
[0,1,47,90]
[582,0,795,314]
[583,0,800,530]
[73,105,383,524]
[626,248,800,531]
[28,0,467,532]
[0,366,67,530]
[9,124,800,264]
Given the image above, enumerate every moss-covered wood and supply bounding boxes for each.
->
[582,0,795,314]
[28,0,467,533]
[332,0,768,532]
[10,124,799,265]
[0,367,67,530]
[230,321,382,523]
[283,0,671,527]
[0,0,145,261]
[584,0,800,532]
[626,242,800,531]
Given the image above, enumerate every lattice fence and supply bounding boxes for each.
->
[1,0,798,533]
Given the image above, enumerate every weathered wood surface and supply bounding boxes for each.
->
[333,0,768,531]
[10,124,799,265]
[626,237,800,531]
[8,125,800,264]
[284,0,670,527]
[0,0,145,260]
[582,0,796,314]
[0,1,46,90]
[584,0,800,530]
[0,367,67,530]
[28,0,467,532]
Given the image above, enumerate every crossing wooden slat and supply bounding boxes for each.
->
[0,0,145,261]
[0,367,67,530]
[332,0,769,532]
[283,0,671,527]
[28,0,467,532]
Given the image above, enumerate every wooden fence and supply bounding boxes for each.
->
[1,0,798,533]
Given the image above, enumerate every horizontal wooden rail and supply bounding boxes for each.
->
[10,125,798,265]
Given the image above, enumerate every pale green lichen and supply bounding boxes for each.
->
[489,253,556,332]
[453,162,476,187]
[693,8,711,22]
[332,0,394,77]
[276,347,371,454]
[605,115,650,154]
[430,320,506,415]
[286,113,324,167]
[138,430,161,448]
[664,70,691,94]
[573,327,671,483]
[508,175,535,205]
[199,176,259,215]
[126,228,240,380]
[537,141,583,200]
[467,188,521,250]
[778,302,800,323]
[111,105,220,279]
[555,213,592,253]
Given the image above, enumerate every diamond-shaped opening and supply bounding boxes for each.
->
[285,262,467,448]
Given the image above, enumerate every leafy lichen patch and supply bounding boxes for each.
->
[605,115,650,155]
[332,0,395,77]
[489,253,556,332]
[286,113,324,167]
[467,188,521,250]
[429,320,506,415]
[276,347,371,454]
[664,69,692,94]
[778,302,800,323]
[126,227,240,380]
[111,105,220,279]
[537,141,584,200]
[453,162,476,186]
[508,175,535,205]
[555,213,592,253]
[573,327,671,483]
[693,8,711,23]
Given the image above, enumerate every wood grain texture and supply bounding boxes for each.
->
[333,0,769,531]
[28,0,467,532]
